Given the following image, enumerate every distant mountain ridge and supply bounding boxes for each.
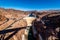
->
[0,8,60,17]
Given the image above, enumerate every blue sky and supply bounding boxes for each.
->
[0,0,60,11]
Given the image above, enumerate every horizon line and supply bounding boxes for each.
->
[0,7,60,11]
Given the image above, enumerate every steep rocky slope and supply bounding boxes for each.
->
[0,8,60,40]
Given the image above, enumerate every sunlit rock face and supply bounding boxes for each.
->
[0,15,7,25]
[0,8,60,40]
